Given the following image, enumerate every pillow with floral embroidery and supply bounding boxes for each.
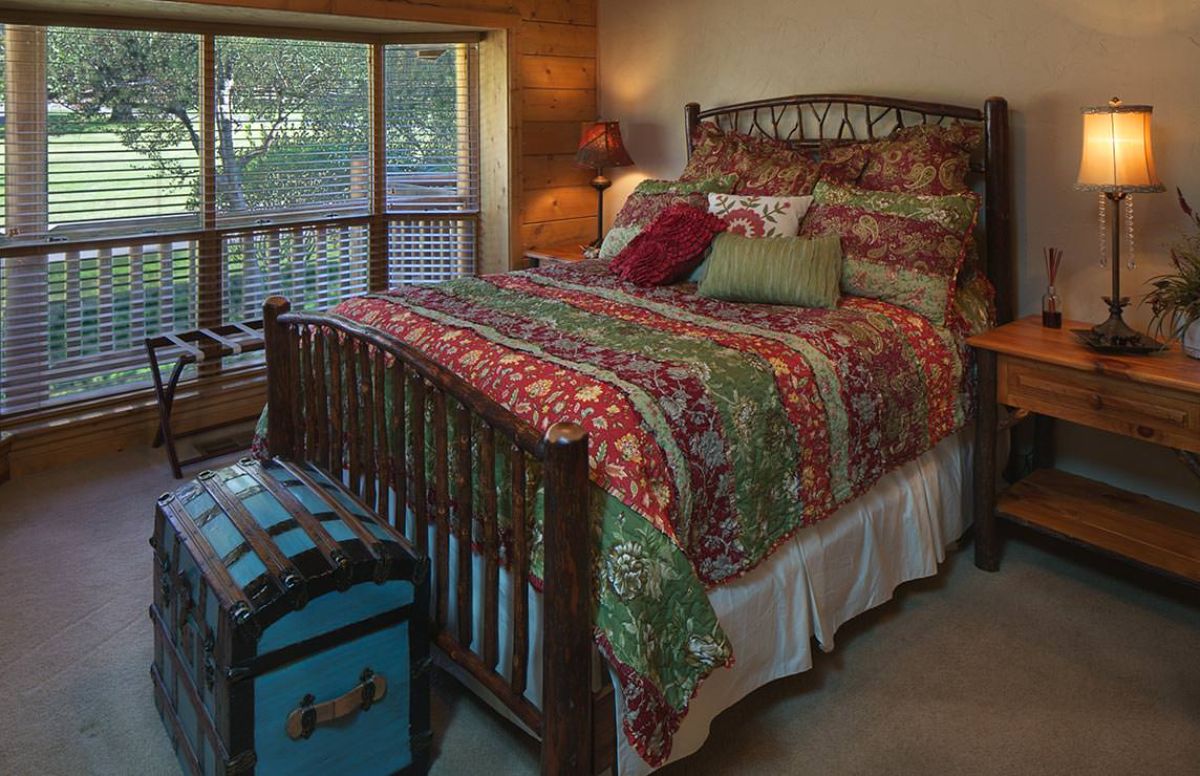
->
[707,193,812,238]
[610,203,728,286]
[599,175,737,260]
[851,122,983,195]
[799,181,979,325]
[682,121,868,196]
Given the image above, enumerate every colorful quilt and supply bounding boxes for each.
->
[317,259,973,766]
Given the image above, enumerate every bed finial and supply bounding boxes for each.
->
[684,102,701,158]
[263,296,294,458]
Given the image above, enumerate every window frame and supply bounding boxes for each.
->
[0,18,482,420]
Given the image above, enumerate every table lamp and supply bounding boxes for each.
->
[1074,97,1165,353]
[575,121,634,246]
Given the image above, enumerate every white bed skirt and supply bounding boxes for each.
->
[431,427,973,775]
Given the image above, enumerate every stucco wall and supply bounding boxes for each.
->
[598,0,1200,508]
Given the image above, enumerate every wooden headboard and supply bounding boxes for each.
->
[684,94,1014,324]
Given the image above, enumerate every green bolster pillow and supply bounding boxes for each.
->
[697,232,843,308]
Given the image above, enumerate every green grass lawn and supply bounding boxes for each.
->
[0,116,197,226]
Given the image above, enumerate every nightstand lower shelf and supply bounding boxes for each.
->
[997,468,1200,585]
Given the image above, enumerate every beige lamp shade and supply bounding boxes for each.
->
[1075,98,1165,193]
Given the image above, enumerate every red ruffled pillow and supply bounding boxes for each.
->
[610,203,727,286]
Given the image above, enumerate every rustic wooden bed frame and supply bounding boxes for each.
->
[262,93,1013,776]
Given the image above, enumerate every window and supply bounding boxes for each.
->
[0,24,480,416]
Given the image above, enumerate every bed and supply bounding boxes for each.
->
[259,93,1013,776]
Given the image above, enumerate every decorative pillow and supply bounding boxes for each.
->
[698,233,843,308]
[610,203,727,286]
[707,193,813,238]
[853,122,983,195]
[682,121,868,196]
[599,175,737,260]
[800,181,979,325]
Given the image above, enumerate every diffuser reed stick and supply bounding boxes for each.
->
[1042,247,1063,328]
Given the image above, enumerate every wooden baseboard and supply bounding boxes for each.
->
[0,368,267,480]
[0,431,12,485]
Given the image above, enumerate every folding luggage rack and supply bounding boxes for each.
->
[144,320,265,478]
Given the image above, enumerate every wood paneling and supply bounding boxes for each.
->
[522,185,595,223]
[521,54,594,89]
[516,0,595,25]
[522,121,583,155]
[522,88,595,122]
[520,216,595,253]
[4,370,267,478]
[523,153,592,190]
[0,432,11,485]
[518,19,595,57]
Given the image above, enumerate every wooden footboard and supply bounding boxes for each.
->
[262,297,615,776]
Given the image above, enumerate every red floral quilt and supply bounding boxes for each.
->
[325,259,973,766]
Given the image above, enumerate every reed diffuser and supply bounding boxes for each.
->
[1042,247,1063,328]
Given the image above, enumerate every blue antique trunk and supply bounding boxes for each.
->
[150,457,430,776]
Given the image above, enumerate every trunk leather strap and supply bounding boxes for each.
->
[285,668,388,740]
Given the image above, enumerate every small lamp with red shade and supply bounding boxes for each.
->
[575,120,635,246]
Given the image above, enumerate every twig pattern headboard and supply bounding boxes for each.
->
[684,94,1013,324]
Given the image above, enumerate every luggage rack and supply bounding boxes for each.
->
[144,320,265,478]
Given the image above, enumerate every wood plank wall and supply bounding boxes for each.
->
[179,0,601,261]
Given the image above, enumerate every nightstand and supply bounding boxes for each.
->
[525,242,588,269]
[969,316,1200,586]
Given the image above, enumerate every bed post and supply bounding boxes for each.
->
[983,97,1014,324]
[263,296,294,459]
[540,422,593,776]
[684,102,700,158]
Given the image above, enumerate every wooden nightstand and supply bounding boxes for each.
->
[525,242,588,268]
[969,316,1200,586]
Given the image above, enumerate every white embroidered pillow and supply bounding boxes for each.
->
[707,193,813,238]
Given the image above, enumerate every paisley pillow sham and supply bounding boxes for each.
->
[799,181,978,325]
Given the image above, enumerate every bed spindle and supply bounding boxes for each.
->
[346,339,362,494]
[301,327,317,459]
[389,361,407,530]
[480,423,499,670]
[360,343,377,509]
[287,326,304,462]
[328,333,344,476]
[454,402,474,648]
[409,373,428,555]
[373,352,388,517]
[313,330,329,471]
[510,446,529,698]
[433,389,450,629]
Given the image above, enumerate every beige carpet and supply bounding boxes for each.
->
[0,446,1196,776]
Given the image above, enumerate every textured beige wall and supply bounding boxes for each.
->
[598,0,1200,508]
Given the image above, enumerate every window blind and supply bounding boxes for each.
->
[384,43,479,214]
[0,25,480,418]
[1,26,202,241]
[214,37,371,223]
